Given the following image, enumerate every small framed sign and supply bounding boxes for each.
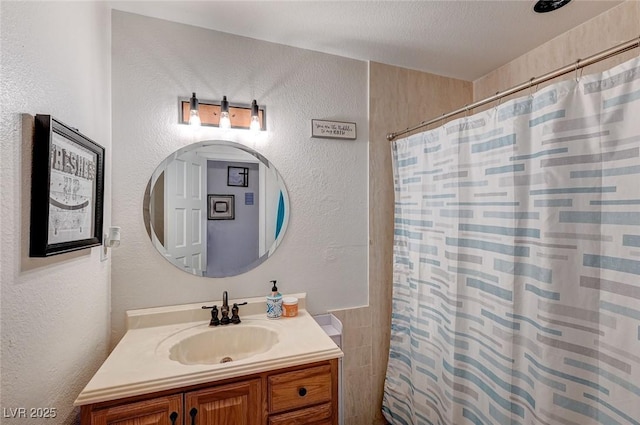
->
[311,119,356,140]
[30,115,105,256]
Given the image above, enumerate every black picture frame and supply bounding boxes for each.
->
[29,115,105,257]
[227,166,249,187]
[208,194,235,220]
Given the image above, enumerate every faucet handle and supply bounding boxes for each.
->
[201,305,220,326]
[231,304,240,324]
[230,302,248,324]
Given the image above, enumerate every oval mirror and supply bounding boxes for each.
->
[143,140,289,277]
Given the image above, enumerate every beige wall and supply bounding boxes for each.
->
[333,64,472,425]
[474,1,640,103]
[343,1,639,423]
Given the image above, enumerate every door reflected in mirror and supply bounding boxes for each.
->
[143,140,289,277]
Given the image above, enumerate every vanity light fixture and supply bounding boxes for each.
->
[179,95,266,131]
[189,92,201,126]
[100,226,121,261]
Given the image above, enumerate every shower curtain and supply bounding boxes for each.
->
[383,56,640,425]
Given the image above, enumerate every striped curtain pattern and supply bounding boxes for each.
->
[383,56,640,425]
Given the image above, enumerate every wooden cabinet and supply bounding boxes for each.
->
[268,364,333,414]
[88,394,181,425]
[186,379,261,425]
[268,403,333,425]
[266,362,337,424]
[81,359,338,425]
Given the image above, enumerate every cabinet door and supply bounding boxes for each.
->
[185,378,261,425]
[90,395,182,425]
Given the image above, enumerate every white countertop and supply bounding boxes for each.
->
[74,293,343,406]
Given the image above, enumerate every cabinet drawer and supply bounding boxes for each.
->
[268,364,332,413]
[268,402,332,425]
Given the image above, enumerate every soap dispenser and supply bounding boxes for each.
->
[266,280,283,319]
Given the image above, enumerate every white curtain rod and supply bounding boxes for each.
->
[386,35,640,142]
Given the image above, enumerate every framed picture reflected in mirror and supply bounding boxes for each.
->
[208,194,235,220]
[227,166,249,187]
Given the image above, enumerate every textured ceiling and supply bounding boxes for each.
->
[110,0,624,81]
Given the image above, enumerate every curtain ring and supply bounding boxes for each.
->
[528,77,535,98]
[575,59,583,83]
[465,105,470,118]
[494,91,502,112]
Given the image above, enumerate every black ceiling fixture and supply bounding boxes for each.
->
[534,0,572,13]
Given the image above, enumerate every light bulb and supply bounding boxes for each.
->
[250,115,260,133]
[249,100,260,133]
[219,111,231,129]
[219,96,231,129]
[189,110,201,127]
[189,92,201,126]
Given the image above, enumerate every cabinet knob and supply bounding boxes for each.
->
[189,407,198,425]
[298,387,307,397]
[169,411,178,425]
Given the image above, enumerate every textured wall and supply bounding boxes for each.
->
[111,11,368,344]
[0,2,112,424]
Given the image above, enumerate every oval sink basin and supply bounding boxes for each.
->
[169,325,279,365]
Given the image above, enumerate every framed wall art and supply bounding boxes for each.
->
[208,194,235,220]
[29,115,105,257]
[227,166,249,187]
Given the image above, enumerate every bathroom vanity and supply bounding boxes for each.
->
[75,294,342,425]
